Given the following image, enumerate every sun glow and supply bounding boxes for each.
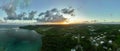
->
[58,18,84,25]
[64,17,86,24]
[62,14,87,24]
[45,15,88,25]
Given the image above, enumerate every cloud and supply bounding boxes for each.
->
[28,11,37,20]
[17,12,26,20]
[37,7,75,22]
[0,0,75,22]
[1,2,17,20]
[0,0,31,20]
[61,7,75,16]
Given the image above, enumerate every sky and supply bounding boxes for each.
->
[0,0,120,22]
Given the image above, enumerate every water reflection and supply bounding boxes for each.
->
[0,28,41,51]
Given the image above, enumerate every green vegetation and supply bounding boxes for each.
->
[20,24,120,51]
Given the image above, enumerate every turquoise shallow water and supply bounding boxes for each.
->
[0,26,42,51]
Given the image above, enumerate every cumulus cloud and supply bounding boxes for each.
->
[28,11,37,20]
[1,2,17,20]
[37,7,75,22]
[17,12,26,20]
[0,0,75,22]
[61,7,75,16]
[0,0,31,20]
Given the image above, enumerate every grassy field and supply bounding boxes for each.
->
[20,24,120,51]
